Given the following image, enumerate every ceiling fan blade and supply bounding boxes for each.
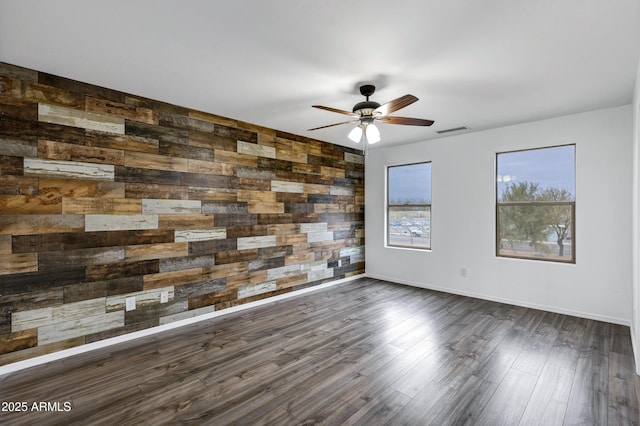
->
[312,105,358,117]
[307,120,356,131]
[381,116,434,126]
[374,94,418,116]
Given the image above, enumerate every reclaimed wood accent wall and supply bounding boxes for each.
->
[0,62,365,365]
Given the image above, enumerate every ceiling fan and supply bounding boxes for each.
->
[308,84,434,145]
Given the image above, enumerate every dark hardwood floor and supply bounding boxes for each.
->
[1,277,639,425]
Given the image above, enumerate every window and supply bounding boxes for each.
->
[496,145,575,263]
[387,162,431,250]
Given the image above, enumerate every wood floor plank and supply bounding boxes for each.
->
[0,277,638,425]
[607,352,640,425]
[519,363,574,425]
[428,374,501,425]
[475,368,539,425]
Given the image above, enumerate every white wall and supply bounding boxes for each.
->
[366,105,633,325]
[632,59,640,372]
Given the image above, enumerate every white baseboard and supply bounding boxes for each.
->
[631,325,640,375]
[0,274,364,377]
[365,272,631,327]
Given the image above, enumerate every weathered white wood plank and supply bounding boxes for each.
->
[345,152,365,164]
[340,246,364,257]
[85,214,158,232]
[24,158,115,181]
[271,180,304,193]
[142,199,202,214]
[330,186,354,196]
[267,264,301,280]
[300,222,327,233]
[174,228,227,242]
[307,231,334,243]
[237,141,276,159]
[13,298,106,333]
[237,281,277,299]
[38,103,125,134]
[237,235,277,250]
[38,311,125,345]
[309,268,334,281]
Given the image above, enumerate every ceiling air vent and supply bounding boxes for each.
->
[436,126,468,134]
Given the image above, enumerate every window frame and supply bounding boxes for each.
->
[386,161,432,251]
[495,144,576,264]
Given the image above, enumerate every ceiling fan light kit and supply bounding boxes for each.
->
[308,84,434,146]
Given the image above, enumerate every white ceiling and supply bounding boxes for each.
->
[1,0,639,149]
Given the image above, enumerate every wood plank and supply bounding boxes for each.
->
[23,82,84,108]
[39,103,125,134]
[38,139,125,165]
[271,180,304,193]
[105,229,174,247]
[114,166,181,186]
[203,261,248,280]
[158,214,214,230]
[38,247,125,271]
[143,268,203,290]
[38,72,124,102]
[124,151,188,172]
[187,158,235,175]
[1,115,85,146]
[159,111,216,133]
[607,352,640,425]
[174,228,226,242]
[24,158,115,181]
[85,131,159,154]
[180,172,233,189]
[125,242,188,261]
[0,95,38,121]
[38,311,125,345]
[124,182,187,200]
[475,369,539,425]
[39,178,125,198]
[86,259,159,282]
[0,76,22,98]
[0,214,84,235]
[142,199,201,214]
[85,96,158,125]
[0,329,38,355]
[214,248,259,265]
[237,140,276,159]
[187,186,237,202]
[62,197,141,214]
[125,120,188,145]
[0,253,38,275]
[0,194,61,214]
[247,201,284,214]
[85,214,158,232]
[0,136,38,159]
[188,109,237,127]
[159,255,215,274]
[213,149,258,167]
[519,363,574,425]
[237,189,276,203]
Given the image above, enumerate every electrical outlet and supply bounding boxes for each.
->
[460,267,467,278]
[125,296,136,311]
[160,291,168,304]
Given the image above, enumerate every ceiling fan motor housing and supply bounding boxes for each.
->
[352,101,381,115]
